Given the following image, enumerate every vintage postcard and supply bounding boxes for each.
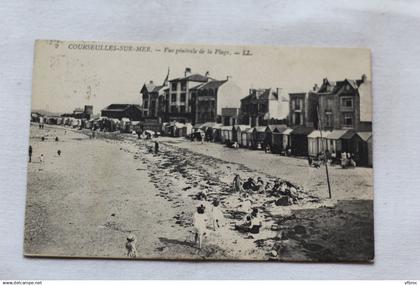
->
[25,40,373,261]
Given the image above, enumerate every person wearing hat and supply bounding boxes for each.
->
[193,204,208,249]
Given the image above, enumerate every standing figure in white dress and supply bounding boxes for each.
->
[193,204,208,249]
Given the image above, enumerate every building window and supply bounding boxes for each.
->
[171,106,177,113]
[293,113,302,125]
[144,100,148,108]
[326,98,333,110]
[293,98,301,110]
[144,111,148,117]
[325,114,333,128]
[343,113,353,127]
[180,93,186,102]
[180,106,186,113]
[150,100,156,109]
[171,93,177,102]
[341,98,353,108]
[181,82,186,91]
[171,83,177,91]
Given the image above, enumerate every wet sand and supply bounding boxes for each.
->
[24,124,374,261]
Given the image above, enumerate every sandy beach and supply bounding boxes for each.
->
[24,124,374,261]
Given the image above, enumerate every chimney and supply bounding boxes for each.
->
[184,67,191,77]
[149,80,154,84]
[226,75,231,80]
[313,83,319,91]
[361,74,367,82]
[205,71,210,77]
[323,78,328,84]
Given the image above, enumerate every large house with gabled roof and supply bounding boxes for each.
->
[239,88,289,127]
[316,74,372,131]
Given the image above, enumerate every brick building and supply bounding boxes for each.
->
[317,74,372,131]
[239,88,289,127]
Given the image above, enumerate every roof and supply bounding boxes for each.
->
[221,126,233,131]
[143,83,155,93]
[235,124,251,131]
[170,73,210,83]
[266,124,287,132]
[272,125,288,133]
[341,130,358,140]
[191,80,227,91]
[102,104,142,112]
[246,128,255,134]
[201,122,219,128]
[317,77,365,94]
[282,128,294,135]
[308,130,332,138]
[357,131,372,142]
[174,122,185,128]
[326,130,349,140]
[254,126,266,132]
[291,125,314,135]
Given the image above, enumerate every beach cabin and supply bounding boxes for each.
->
[290,126,313,156]
[174,122,186,137]
[182,123,193,137]
[282,128,293,152]
[265,125,287,149]
[341,131,372,166]
[120,118,131,133]
[211,125,222,142]
[220,126,233,143]
[252,126,267,149]
[200,122,219,141]
[234,125,250,144]
[244,127,255,148]
[325,130,348,155]
[271,125,288,153]
[238,127,251,147]
[307,130,331,158]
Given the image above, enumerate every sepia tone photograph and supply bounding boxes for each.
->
[24,40,373,262]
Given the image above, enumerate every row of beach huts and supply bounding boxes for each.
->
[33,115,372,167]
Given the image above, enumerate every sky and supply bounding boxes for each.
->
[31,40,371,114]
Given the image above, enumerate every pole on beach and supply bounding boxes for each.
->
[317,106,332,199]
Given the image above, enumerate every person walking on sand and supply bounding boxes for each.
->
[193,204,207,249]
[28,145,32,162]
[210,199,224,231]
[154,141,159,154]
[233,174,243,192]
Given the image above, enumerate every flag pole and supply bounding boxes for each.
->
[317,106,332,199]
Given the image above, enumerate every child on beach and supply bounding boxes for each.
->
[210,199,224,231]
[232,174,243,192]
[193,204,208,249]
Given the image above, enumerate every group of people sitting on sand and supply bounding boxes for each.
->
[232,175,299,201]
[190,175,301,249]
